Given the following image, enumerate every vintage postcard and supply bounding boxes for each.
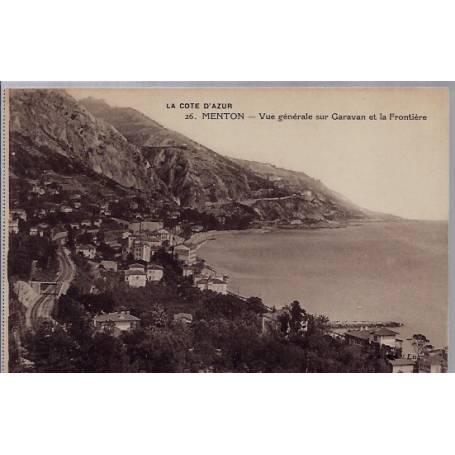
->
[1,84,449,372]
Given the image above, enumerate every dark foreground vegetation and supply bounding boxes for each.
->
[12,251,388,373]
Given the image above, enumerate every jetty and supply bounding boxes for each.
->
[328,320,403,330]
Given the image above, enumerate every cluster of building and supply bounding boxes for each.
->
[71,216,229,295]
[180,260,229,295]
[92,310,193,336]
[10,191,231,296]
[9,168,184,237]
[343,327,446,373]
[124,263,164,287]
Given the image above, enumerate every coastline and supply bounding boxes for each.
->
[189,227,272,245]
[188,217,418,245]
[192,219,447,349]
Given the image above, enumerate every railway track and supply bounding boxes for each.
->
[30,242,75,331]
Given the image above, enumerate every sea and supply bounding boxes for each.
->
[198,221,448,348]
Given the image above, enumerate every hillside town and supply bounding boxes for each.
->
[8,171,447,373]
[9,170,229,284]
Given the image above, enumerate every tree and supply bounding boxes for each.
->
[123,327,191,372]
[289,300,308,334]
[80,293,115,315]
[8,246,32,278]
[23,322,79,372]
[66,227,76,249]
[81,333,130,373]
[411,334,431,369]
[140,304,168,328]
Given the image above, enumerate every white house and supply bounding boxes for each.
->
[368,328,398,348]
[174,243,197,265]
[76,244,97,259]
[133,240,151,263]
[125,269,147,287]
[146,264,164,282]
[157,228,172,244]
[196,277,228,295]
[94,311,140,332]
[207,278,228,294]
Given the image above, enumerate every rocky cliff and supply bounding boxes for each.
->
[233,158,369,220]
[79,98,273,207]
[80,97,371,221]
[9,90,166,195]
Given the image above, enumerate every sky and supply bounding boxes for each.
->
[68,87,449,220]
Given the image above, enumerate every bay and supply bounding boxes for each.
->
[198,221,448,348]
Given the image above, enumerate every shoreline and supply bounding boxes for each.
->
[188,217,442,245]
[190,219,446,349]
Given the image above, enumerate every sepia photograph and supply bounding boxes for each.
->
[3,86,449,373]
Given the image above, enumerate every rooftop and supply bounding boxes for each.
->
[174,313,193,322]
[129,263,146,270]
[125,270,146,276]
[345,330,371,341]
[94,312,140,323]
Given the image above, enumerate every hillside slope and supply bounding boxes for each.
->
[79,98,271,208]
[9,90,167,197]
[80,97,371,222]
[233,158,371,220]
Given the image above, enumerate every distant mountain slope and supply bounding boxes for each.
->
[9,90,378,225]
[79,98,273,207]
[233,158,371,219]
[80,97,372,222]
[9,90,167,196]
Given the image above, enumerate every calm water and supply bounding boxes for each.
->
[198,221,448,347]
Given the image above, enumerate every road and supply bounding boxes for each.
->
[30,241,75,331]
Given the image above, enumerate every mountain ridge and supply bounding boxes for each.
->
[9,89,379,225]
